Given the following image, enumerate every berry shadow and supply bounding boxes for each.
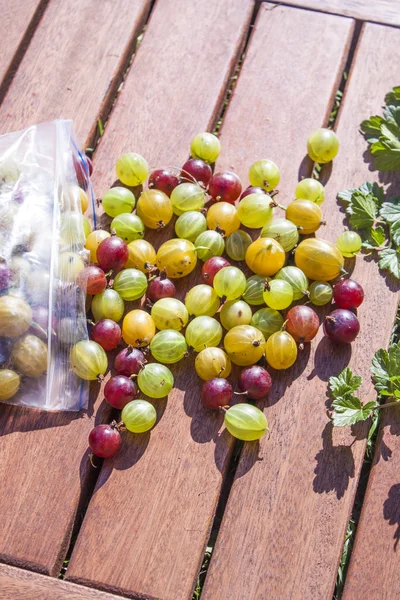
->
[171,357,243,474]
[297,154,314,183]
[234,438,265,480]
[308,336,352,383]
[91,402,161,492]
[265,342,311,407]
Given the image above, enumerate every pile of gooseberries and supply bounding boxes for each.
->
[40,129,364,459]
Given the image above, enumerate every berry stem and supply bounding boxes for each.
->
[89,453,99,468]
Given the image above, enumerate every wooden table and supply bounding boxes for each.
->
[0,1,399,598]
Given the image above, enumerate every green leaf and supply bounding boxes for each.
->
[337,188,354,204]
[379,198,400,244]
[361,225,386,249]
[385,86,400,107]
[390,220,400,245]
[362,94,400,172]
[361,116,384,143]
[371,342,400,395]
[329,367,362,398]
[361,182,385,205]
[371,348,391,390]
[331,396,378,427]
[380,197,400,222]
[337,182,384,208]
[378,248,400,279]
[371,139,400,171]
[348,191,377,229]
[383,105,400,129]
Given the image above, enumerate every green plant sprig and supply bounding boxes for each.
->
[337,182,400,279]
[361,86,400,172]
[329,342,400,427]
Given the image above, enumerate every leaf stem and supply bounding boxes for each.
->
[373,400,400,411]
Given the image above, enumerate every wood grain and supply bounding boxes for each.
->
[0,0,47,100]
[66,1,256,599]
[338,24,400,600]
[276,0,400,27]
[0,0,152,146]
[88,0,253,195]
[0,0,152,577]
[204,14,400,600]
[0,563,123,600]
[202,7,400,600]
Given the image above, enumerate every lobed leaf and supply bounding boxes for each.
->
[378,248,400,279]
[329,367,362,398]
[331,396,378,427]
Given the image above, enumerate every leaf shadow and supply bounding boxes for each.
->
[372,405,400,466]
[383,483,400,550]
[313,421,355,500]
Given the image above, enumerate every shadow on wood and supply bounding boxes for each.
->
[383,483,400,550]
[313,421,355,500]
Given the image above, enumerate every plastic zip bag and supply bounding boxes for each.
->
[0,120,95,411]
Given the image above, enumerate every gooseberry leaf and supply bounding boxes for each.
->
[385,86,400,107]
[390,221,400,246]
[361,115,384,143]
[380,197,400,222]
[348,191,377,229]
[361,94,400,172]
[337,182,384,207]
[371,342,400,396]
[329,367,362,398]
[331,396,379,427]
[378,248,400,279]
[361,226,386,249]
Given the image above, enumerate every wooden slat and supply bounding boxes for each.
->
[0,0,152,577]
[338,23,400,600]
[0,563,123,600]
[0,0,152,146]
[0,0,47,100]
[343,413,400,600]
[201,6,400,600]
[276,0,400,28]
[65,1,255,599]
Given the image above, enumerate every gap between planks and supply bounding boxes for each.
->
[339,24,400,599]
[0,0,50,104]
[0,0,154,579]
[68,4,355,600]
[0,0,256,593]
[201,9,400,600]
